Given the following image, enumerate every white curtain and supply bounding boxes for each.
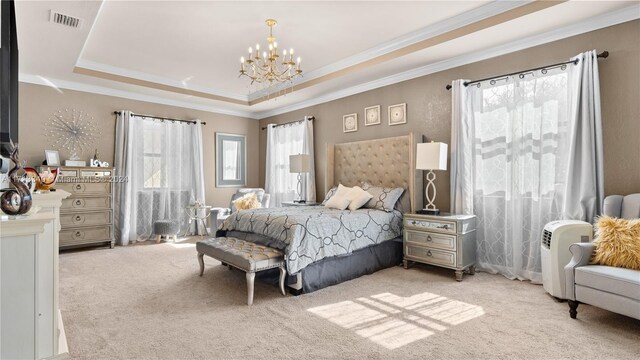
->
[265,117,315,207]
[114,112,205,245]
[450,50,603,282]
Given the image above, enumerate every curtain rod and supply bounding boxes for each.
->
[113,111,206,125]
[445,51,609,90]
[261,116,315,130]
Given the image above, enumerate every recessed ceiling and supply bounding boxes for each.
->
[13,1,640,119]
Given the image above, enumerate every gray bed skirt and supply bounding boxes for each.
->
[216,230,403,294]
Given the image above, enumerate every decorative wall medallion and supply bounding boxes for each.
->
[343,113,358,133]
[45,109,100,160]
[364,105,380,126]
[388,103,407,126]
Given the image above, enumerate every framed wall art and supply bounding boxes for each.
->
[388,103,407,126]
[364,105,380,126]
[343,113,358,133]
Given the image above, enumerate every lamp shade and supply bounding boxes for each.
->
[416,142,448,170]
[289,154,311,173]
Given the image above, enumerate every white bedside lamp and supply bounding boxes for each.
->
[289,154,311,203]
[416,142,448,215]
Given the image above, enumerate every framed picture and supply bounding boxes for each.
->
[388,103,407,126]
[215,133,247,187]
[343,113,358,133]
[44,150,60,166]
[364,105,381,126]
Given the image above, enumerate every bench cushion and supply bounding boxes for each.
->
[196,237,284,273]
[575,265,640,300]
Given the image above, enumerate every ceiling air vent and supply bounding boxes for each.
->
[49,10,82,29]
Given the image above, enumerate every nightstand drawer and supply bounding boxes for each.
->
[405,230,456,251]
[404,218,456,234]
[405,245,456,268]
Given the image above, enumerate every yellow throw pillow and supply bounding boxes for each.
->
[233,192,262,211]
[591,216,640,270]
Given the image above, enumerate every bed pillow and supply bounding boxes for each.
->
[324,194,351,210]
[361,182,405,212]
[591,216,640,270]
[232,192,262,211]
[321,186,338,205]
[394,189,411,214]
[346,186,373,211]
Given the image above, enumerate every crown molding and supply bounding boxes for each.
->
[248,0,533,102]
[75,59,249,103]
[254,4,640,119]
[18,73,259,119]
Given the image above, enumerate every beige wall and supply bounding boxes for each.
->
[260,20,640,212]
[18,83,260,207]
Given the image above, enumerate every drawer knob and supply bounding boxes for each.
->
[426,235,432,242]
[75,200,82,206]
[412,221,417,225]
[427,250,433,257]
[439,224,449,230]
[75,215,82,221]
[75,231,82,237]
[75,184,82,190]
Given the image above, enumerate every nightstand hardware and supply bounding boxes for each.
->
[427,235,432,242]
[427,250,432,256]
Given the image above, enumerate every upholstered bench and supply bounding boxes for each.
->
[196,237,286,305]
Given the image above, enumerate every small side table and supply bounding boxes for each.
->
[183,204,213,237]
[281,201,320,207]
[403,213,477,281]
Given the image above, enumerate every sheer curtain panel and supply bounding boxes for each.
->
[450,50,604,281]
[265,117,315,207]
[114,112,205,245]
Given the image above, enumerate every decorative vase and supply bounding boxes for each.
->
[0,144,33,216]
[24,167,59,191]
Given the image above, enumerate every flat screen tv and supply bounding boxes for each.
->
[0,0,19,158]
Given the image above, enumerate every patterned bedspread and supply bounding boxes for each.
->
[220,207,403,274]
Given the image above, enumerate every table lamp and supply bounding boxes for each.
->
[289,154,311,203]
[416,142,448,215]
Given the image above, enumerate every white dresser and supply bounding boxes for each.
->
[0,190,70,359]
[403,213,477,281]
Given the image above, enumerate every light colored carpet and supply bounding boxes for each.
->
[59,239,640,359]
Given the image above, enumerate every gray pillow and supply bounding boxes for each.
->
[321,186,338,205]
[361,182,405,212]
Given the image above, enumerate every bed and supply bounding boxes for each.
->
[218,133,422,293]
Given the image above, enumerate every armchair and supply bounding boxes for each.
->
[564,194,640,320]
[215,188,271,222]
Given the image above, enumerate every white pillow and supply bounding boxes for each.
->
[324,195,351,210]
[346,186,373,211]
[333,184,353,198]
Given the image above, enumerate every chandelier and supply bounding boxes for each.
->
[239,19,302,88]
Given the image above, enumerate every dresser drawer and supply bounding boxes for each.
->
[405,245,456,268]
[60,226,112,246]
[60,210,112,227]
[61,196,111,211]
[404,218,456,234]
[405,230,456,251]
[57,181,111,195]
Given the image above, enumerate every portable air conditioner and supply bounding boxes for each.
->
[541,220,593,299]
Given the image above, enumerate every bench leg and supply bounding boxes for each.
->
[198,253,204,276]
[246,272,255,306]
[279,266,287,296]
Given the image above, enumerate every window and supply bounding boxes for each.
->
[142,121,166,188]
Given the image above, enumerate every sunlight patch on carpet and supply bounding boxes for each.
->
[307,292,484,349]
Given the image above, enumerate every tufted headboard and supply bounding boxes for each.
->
[325,133,423,213]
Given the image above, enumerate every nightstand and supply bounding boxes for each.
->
[403,213,477,281]
[281,201,320,207]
